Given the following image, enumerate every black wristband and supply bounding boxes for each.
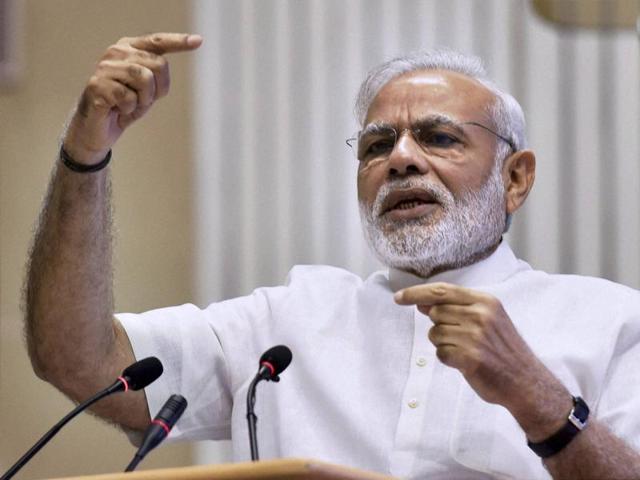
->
[60,146,112,173]
[527,396,590,458]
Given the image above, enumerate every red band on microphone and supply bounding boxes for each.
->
[118,376,129,392]
[152,419,170,436]
[261,361,276,377]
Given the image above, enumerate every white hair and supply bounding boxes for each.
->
[354,49,528,157]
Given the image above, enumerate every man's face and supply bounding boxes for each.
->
[357,69,509,277]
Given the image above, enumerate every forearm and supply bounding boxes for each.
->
[543,420,640,480]
[25,156,119,394]
[24,156,152,430]
[505,365,640,479]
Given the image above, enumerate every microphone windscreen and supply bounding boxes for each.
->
[122,357,163,390]
[259,345,292,376]
[155,394,188,429]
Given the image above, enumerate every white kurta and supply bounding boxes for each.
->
[118,241,640,479]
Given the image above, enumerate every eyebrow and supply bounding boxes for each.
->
[360,114,469,139]
[359,121,395,138]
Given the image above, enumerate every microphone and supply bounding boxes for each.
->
[256,345,293,382]
[116,356,164,392]
[0,357,163,480]
[124,394,188,472]
[246,345,292,461]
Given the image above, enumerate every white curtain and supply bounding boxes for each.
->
[191,0,639,463]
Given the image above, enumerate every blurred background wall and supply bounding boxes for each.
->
[0,0,195,478]
[0,0,638,478]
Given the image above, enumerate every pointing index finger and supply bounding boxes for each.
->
[124,33,203,54]
[394,282,478,306]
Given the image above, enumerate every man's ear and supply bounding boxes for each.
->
[503,149,536,215]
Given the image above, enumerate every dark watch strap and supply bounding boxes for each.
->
[60,146,112,173]
[527,396,590,458]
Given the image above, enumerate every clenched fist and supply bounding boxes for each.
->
[62,33,202,166]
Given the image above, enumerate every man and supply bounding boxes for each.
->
[25,32,640,479]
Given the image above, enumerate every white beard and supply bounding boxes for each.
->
[359,161,507,278]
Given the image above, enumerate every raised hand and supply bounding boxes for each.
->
[62,33,202,165]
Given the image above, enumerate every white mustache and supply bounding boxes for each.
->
[372,177,454,217]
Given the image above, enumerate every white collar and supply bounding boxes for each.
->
[388,240,527,292]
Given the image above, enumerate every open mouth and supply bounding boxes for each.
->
[381,188,439,217]
[391,199,433,210]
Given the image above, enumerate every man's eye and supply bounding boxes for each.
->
[361,139,395,158]
[424,132,458,147]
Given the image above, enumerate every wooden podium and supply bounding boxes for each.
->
[52,458,397,480]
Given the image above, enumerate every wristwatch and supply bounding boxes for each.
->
[527,396,590,458]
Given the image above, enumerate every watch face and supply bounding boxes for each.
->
[571,396,590,428]
[568,411,587,430]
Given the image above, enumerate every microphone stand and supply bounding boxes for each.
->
[246,375,261,461]
[245,346,291,462]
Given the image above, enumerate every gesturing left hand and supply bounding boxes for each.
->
[394,282,547,409]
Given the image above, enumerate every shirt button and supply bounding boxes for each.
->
[416,357,427,367]
[408,399,419,409]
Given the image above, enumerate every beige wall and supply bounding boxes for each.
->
[0,0,196,477]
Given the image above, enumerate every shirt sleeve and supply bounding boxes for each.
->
[114,266,350,445]
[593,294,640,450]
[116,303,234,442]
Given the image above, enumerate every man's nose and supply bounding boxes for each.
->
[387,130,430,177]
